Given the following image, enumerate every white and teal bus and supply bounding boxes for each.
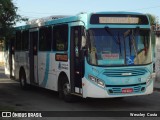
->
[5,12,154,102]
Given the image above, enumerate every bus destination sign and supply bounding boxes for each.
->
[90,14,149,25]
[99,17,139,24]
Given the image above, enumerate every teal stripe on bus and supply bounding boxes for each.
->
[40,53,50,87]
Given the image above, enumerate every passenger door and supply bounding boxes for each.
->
[70,26,84,94]
[29,29,39,84]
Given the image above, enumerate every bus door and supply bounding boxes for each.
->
[29,29,39,84]
[70,26,84,95]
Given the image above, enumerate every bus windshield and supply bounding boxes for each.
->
[87,28,151,66]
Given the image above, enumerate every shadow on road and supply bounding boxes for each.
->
[22,85,154,111]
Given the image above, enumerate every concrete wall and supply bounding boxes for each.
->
[155,34,160,80]
[0,52,4,63]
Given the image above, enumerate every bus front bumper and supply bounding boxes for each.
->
[82,78,154,98]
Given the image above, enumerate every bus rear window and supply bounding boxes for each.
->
[90,14,149,25]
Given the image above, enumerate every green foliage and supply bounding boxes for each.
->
[0,0,28,39]
[146,13,156,25]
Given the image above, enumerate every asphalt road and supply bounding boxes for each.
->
[0,67,160,120]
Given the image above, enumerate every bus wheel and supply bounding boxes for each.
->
[62,80,74,102]
[20,71,28,90]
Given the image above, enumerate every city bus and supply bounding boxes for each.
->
[5,12,154,102]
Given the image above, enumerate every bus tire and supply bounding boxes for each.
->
[19,70,28,90]
[61,78,75,102]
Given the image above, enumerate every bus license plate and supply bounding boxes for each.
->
[122,88,133,93]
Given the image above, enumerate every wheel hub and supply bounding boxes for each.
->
[63,83,70,95]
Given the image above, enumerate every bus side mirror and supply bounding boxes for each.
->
[81,35,86,49]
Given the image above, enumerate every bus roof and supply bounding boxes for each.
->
[15,11,149,30]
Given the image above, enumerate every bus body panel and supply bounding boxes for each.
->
[38,52,70,91]
[14,52,29,80]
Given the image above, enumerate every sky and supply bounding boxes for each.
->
[13,0,160,26]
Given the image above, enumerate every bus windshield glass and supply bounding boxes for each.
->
[87,28,151,66]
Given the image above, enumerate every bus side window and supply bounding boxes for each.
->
[52,25,68,51]
[39,27,52,51]
[15,31,22,51]
[22,30,29,51]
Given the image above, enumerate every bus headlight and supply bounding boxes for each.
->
[88,75,97,82]
[97,79,105,88]
[88,75,105,88]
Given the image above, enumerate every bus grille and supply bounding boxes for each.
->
[103,68,147,77]
[107,85,145,94]
[112,86,140,93]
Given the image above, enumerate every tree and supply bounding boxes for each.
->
[146,13,157,66]
[146,13,156,25]
[0,0,27,39]
[146,13,157,44]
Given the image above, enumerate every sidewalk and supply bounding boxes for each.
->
[154,79,160,91]
[0,66,8,79]
[0,66,16,83]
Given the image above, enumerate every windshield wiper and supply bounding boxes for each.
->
[104,27,122,55]
[123,28,139,64]
[124,29,131,38]
[117,32,122,55]
[131,29,139,64]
